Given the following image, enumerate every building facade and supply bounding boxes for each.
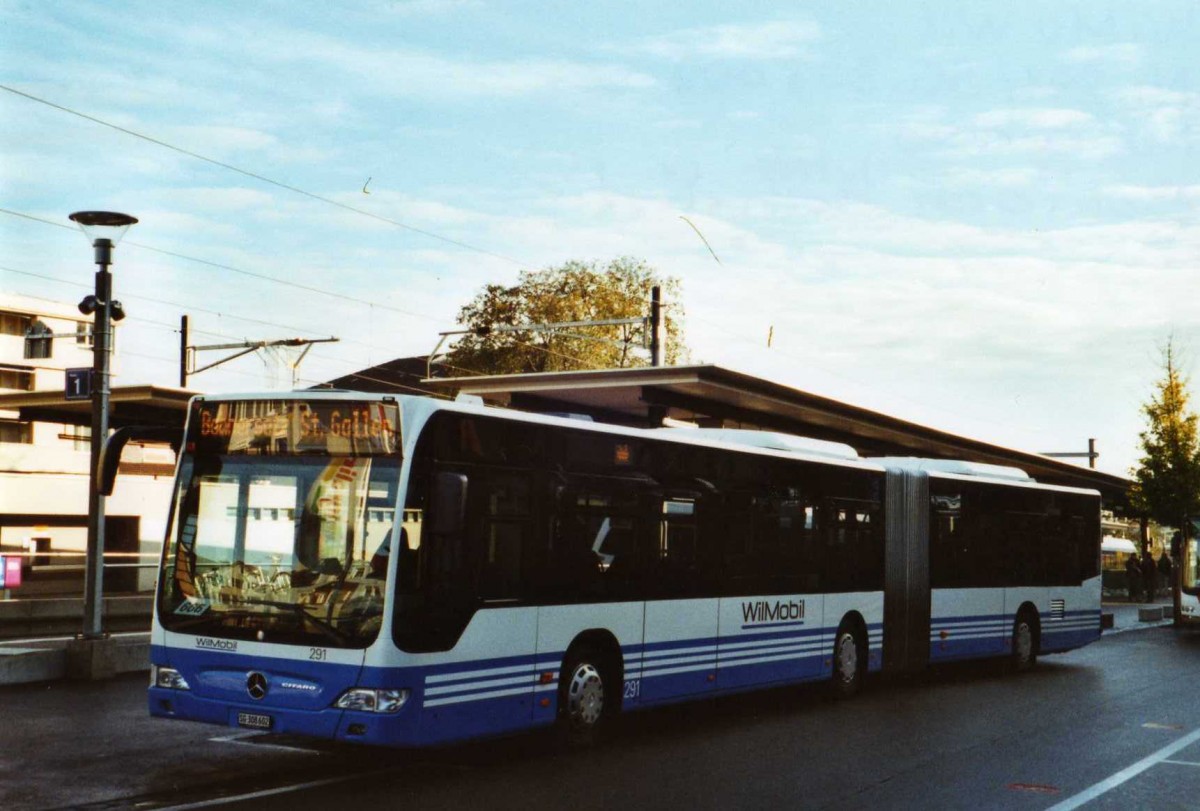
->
[0,292,173,597]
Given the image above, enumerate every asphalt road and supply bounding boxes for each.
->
[4,625,1199,810]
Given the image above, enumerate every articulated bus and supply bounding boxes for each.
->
[132,392,1101,747]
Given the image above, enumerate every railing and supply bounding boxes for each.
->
[0,550,160,599]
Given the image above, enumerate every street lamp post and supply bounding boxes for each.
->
[69,210,136,641]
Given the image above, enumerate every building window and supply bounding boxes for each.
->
[0,419,33,444]
[0,365,34,391]
[76,322,94,347]
[23,320,53,359]
[0,311,31,336]
[59,424,92,452]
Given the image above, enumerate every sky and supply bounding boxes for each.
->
[1,0,1197,478]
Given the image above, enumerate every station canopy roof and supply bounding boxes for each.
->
[0,364,1131,503]
[0,384,196,430]
[420,364,1131,503]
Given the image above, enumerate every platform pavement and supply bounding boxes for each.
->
[0,631,150,686]
[1102,594,1177,633]
[0,596,1179,687]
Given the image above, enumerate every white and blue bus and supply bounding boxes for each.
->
[136,392,1101,747]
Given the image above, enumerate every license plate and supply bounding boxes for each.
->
[237,712,272,730]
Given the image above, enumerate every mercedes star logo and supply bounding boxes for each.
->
[246,671,268,700]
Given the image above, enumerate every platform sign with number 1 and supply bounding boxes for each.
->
[65,368,92,401]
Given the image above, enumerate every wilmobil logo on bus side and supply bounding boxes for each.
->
[195,637,238,652]
[741,599,806,625]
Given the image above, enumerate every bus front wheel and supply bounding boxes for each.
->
[558,645,612,745]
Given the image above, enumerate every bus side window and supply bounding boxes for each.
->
[657,497,698,597]
[475,474,531,601]
[930,492,962,588]
[543,486,604,600]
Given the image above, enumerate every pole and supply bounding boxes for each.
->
[1088,438,1096,470]
[650,285,662,368]
[82,238,113,640]
[179,314,189,388]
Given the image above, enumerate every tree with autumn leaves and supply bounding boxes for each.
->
[445,258,687,376]
[1130,339,1200,565]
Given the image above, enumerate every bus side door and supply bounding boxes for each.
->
[639,494,720,703]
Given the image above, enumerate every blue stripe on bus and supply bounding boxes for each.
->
[145,615,980,748]
[927,609,1101,661]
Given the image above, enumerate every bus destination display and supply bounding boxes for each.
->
[191,400,399,455]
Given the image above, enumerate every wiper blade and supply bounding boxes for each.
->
[167,610,254,631]
[240,598,348,643]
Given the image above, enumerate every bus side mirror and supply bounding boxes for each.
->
[431,472,468,536]
[99,425,181,496]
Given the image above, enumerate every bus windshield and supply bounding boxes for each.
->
[157,400,401,648]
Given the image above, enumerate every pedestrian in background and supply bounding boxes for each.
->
[1142,551,1158,601]
[1158,551,1173,595]
[1126,553,1142,603]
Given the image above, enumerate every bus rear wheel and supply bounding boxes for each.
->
[831,624,864,699]
[1011,611,1039,672]
[558,645,612,745]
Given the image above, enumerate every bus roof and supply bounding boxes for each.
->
[870,457,1032,482]
[404,394,887,473]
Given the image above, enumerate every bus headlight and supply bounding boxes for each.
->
[152,665,191,691]
[334,688,410,713]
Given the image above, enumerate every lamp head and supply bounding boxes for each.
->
[78,295,99,316]
[69,211,138,247]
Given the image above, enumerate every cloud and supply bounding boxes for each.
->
[383,0,482,14]
[1113,85,1200,143]
[971,108,1094,129]
[1114,86,1193,107]
[621,20,821,61]
[897,106,1120,159]
[285,41,657,97]
[1062,43,1144,66]
[57,23,657,102]
[943,167,1038,188]
[1104,184,1200,202]
[1013,86,1059,102]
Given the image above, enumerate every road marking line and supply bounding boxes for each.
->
[1142,722,1184,730]
[152,767,396,811]
[1163,759,1200,767]
[1047,727,1200,811]
[1007,783,1060,794]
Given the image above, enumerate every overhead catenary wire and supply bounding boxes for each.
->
[0,263,501,381]
[18,237,1046,441]
[0,208,444,326]
[2,206,678,341]
[1,206,680,373]
[4,212,748,393]
[0,264,341,343]
[2,209,812,392]
[0,84,528,268]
